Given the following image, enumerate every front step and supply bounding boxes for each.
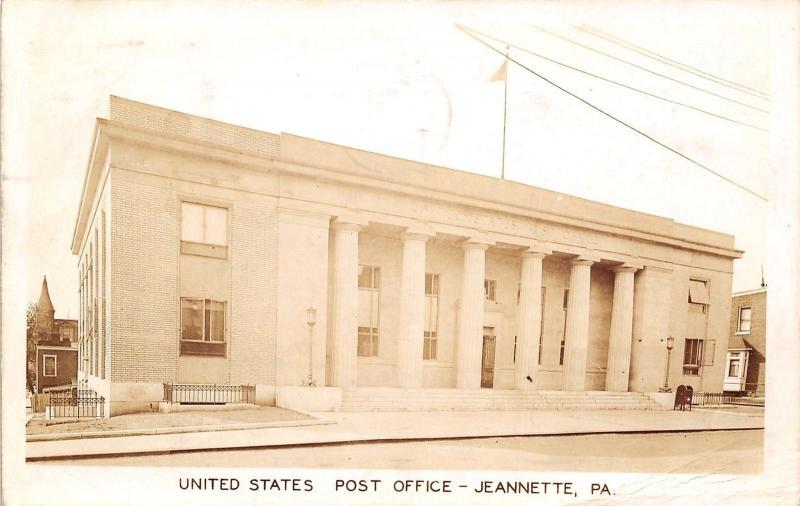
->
[340,388,659,412]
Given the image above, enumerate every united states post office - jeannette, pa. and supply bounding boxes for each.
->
[71,96,740,416]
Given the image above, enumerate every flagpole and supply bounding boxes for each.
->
[501,46,509,180]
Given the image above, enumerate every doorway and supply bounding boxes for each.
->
[481,326,496,388]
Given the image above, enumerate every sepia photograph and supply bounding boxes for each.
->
[2,1,798,504]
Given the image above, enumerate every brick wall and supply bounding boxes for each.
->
[111,176,179,383]
[109,96,280,158]
[229,200,279,385]
[730,291,767,354]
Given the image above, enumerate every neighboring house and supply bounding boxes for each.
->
[36,345,78,393]
[724,288,766,396]
[70,96,741,416]
[33,276,78,393]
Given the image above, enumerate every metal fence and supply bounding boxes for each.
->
[163,383,256,405]
[45,388,105,419]
[691,391,765,407]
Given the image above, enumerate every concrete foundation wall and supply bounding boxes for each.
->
[276,386,341,412]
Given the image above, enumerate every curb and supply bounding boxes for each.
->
[25,426,764,462]
[26,417,335,442]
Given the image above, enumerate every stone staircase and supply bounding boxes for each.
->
[340,387,659,412]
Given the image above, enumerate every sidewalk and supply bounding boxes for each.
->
[26,406,763,461]
[26,405,322,441]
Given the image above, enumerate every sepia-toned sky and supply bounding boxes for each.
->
[4,1,771,319]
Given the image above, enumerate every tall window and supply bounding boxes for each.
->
[358,265,380,357]
[560,288,568,365]
[728,354,741,377]
[43,355,57,377]
[180,298,226,356]
[538,286,546,365]
[688,279,710,313]
[683,338,704,375]
[513,335,517,363]
[737,306,752,333]
[484,279,497,302]
[181,202,228,257]
[423,273,439,360]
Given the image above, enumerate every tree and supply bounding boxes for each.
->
[26,302,37,392]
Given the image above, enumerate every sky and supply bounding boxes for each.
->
[4,1,772,319]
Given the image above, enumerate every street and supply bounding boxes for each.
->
[39,429,762,474]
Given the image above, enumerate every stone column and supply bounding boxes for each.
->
[456,240,490,389]
[562,258,594,391]
[515,249,548,390]
[330,221,362,388]
[605,266,638,391]
[396,231,432,388]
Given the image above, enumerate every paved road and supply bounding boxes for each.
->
[41,429,762,474]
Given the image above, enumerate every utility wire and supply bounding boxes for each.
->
[578,24,769,100]
[465,26,767,132]
[456,24,768,202]
[531,25,769,115]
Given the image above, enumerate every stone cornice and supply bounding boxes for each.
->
[71,114,744,263]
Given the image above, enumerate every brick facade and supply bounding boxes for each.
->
[111,176,179,383]
[729,290,766,394]
[229,200,279,385]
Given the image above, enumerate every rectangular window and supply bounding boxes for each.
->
[728,358,740,377]
[423,273,439,360]
[683,338,704,375]
[358,265,380,357]
[688,279,709,313]
[737,306,752,333]
[513,335,517,363]
[180,298,226,356]
[559,288,568,365]
[538,286,546,365]
[181,202,228,246]
[484,279,497,302]
[43,355,57,377]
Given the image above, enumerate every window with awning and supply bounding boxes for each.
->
[688,279,710,305]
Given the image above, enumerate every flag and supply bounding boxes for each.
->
[488,60,507,82]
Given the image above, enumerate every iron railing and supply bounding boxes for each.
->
[163,383,256,405]
[691,391,765,407]
[46,388,105,419]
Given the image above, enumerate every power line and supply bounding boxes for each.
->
[578,24,769,100]
[530,25,769,115]
[455,24,768,202]
[464,26,767,133]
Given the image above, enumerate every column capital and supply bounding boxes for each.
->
[570,257,596,267]
[521,250,547,260]
[332,221,363,232]
[611,265,640,274]
[462,241,490,251]
[332,213,368,231]
[461,233,493,251]
[401,222,434,241]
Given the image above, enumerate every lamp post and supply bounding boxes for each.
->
[660,336,675,393]
[306,306,317,387]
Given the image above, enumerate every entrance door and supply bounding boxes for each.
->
[481,327,496,388]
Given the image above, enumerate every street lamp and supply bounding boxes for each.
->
[660,336,675,393]
[306,306,317,387]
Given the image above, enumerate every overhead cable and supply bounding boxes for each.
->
[578,24,769,100]
[456,24,768,202]
[530,25,769,114]
[465,26,767,132]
